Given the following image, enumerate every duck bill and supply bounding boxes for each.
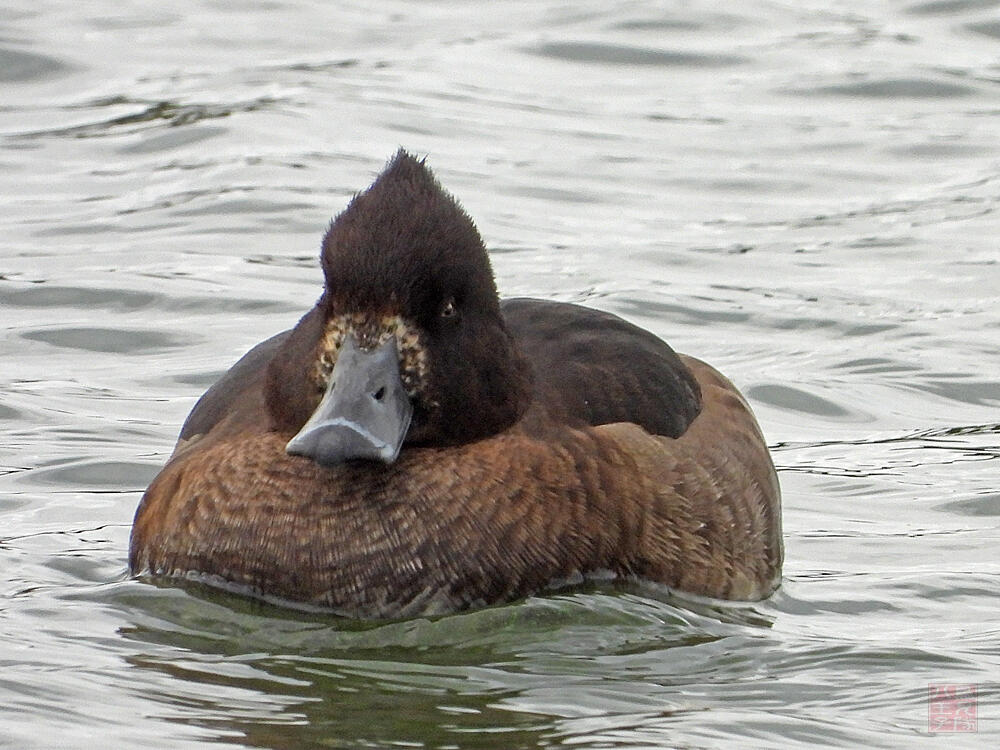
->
[286,334,413,466]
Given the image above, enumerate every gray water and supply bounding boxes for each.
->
[3,1,999,747]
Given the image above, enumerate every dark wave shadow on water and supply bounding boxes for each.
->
[0,45,71,82]
[65,570,973,749]
[99,579,771,749]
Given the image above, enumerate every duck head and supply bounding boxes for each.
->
[265,150,532,467]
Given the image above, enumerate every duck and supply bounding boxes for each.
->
[129,150,783,619]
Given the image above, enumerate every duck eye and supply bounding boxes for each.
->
[440,298,457,318]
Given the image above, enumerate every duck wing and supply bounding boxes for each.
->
[501,297,701,438]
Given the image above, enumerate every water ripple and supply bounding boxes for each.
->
[966,19,1000,38]
[529,41,747,67]
[13,97,282,140]
[790,77,976,98]
[906,0,1000,14]
[21,327,188,354]
[0,46,71,82]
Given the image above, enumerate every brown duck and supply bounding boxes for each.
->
[129,151,783,618]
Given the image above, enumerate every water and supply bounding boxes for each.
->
[2,0,998,747]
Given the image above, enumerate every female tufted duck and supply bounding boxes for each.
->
[129,151,783,618]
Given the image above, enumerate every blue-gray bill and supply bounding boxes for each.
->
[285,334,413,466]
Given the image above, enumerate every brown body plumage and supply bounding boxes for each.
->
[129,151,783,619]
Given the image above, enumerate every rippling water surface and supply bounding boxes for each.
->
[3,1,999,747]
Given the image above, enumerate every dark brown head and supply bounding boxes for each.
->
[265,150,532,465]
